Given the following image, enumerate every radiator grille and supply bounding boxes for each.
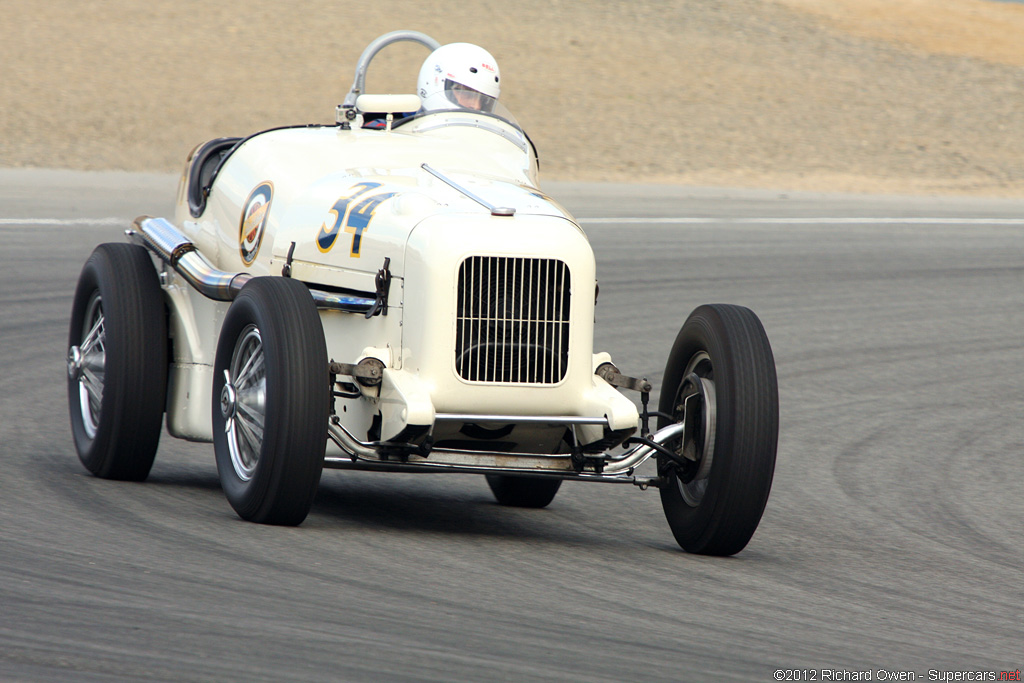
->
[456,256,571,384]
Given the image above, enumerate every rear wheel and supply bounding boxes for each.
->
[486,475,562,508]
[67,243,167,481]
[212,277,329,525]
[657,304,778,555]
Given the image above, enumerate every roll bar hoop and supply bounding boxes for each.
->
[341,30,441,110]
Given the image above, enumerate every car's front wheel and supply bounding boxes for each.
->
[67,243,167,481]
[212,277,329,525]
[657,304,779,556]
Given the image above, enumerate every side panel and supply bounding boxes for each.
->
[161,267,228,442]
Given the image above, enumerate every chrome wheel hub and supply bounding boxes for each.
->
[67,345,83,380]
[73,292,106,440]
[220,377,237,420]
[673,352,716,507]
[223,325,266,482]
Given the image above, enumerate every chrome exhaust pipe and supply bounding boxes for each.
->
[128,215,376,311]
[129,216,250,301]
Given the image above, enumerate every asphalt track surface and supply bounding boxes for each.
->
[1,170,1022,681]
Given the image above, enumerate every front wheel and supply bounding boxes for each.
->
[657,304,778,556]
[212,277,329,525]
[67,243,167,481]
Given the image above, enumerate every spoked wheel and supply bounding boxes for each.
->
[486,474,562,508]
[657,304,778,556]
[73,292,106,440]
[212,277,329,526]
[67,243,167,481]
[222,324,265,483]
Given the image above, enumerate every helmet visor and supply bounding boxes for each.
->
[445,79,497,113]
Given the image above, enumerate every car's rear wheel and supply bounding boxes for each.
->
[485,474,562,508]
[657,304,778,556]
[212,277,329,525]
[67,243,167,481]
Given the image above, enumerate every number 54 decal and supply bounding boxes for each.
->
[317,182,398,256]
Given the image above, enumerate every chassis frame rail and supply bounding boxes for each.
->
[325,414,685,488]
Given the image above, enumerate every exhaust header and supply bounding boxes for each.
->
[127,216,377,312]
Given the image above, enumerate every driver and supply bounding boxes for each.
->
[418,43,501,113]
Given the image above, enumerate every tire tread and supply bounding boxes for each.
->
[658,303,778,555]
[68,243,167,481]
[212,277,328,526]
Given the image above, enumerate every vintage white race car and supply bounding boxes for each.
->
[66,31,779,555]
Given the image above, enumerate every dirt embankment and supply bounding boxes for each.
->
[1,0,1022,196]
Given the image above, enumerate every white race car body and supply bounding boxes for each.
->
[68,31,778,554]
[160,106,638,461]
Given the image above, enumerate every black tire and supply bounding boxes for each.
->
[67,243,167,481]
[657,304,778,556]
[212,277,329,525]
[485,474,562,508]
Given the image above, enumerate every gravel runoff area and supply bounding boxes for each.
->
[2,0,1023,196]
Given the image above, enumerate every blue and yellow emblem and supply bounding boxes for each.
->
[239,182,273,265]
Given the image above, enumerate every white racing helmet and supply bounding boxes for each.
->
[418,43,500,113]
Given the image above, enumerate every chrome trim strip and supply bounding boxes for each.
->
[308,289,377,311]
[421,164,516,216]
